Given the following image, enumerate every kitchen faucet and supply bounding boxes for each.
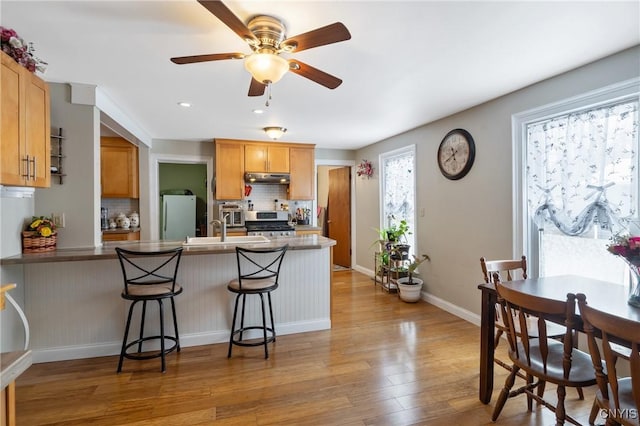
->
[210,214,228,242]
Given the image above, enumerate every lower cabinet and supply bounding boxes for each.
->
[296,229,321,236]
[102,231,140,242]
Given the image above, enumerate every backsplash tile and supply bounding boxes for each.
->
[101,198,139,220]
[216,183,313,219]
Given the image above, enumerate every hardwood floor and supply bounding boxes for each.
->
[16,270,600,425]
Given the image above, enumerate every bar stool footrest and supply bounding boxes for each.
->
[230,326,275,347]
[122,335,180,361]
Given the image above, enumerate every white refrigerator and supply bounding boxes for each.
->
[160,194,196,240]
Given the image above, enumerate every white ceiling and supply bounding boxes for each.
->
[2,1,639,149]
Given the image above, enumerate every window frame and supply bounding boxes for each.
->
[379,144,417,255]
[512,77,640,277]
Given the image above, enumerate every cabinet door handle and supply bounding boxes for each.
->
[30,157,37,180]
[22,156,30,179]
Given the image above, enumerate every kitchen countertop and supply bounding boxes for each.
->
[1,235,336,265]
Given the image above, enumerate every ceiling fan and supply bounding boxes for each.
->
[170,0,351,97]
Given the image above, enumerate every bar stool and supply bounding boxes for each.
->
[227,245,288,359]
[115,247,183,373]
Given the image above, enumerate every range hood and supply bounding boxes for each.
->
[244,172,290,184]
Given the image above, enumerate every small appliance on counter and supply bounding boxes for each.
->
[216,203,245,227]
[101,207,109,230]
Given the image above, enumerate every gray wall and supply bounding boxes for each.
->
[35,83,101,249]
[354,45,640,317]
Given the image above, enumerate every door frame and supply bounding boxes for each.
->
[315,159,356,268]
[149,153,214,241]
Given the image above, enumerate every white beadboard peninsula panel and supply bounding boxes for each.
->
[24,247,330,363]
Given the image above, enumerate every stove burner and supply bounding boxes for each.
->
[245,220,295,236]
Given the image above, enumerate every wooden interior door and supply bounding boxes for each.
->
[328,167,351,268]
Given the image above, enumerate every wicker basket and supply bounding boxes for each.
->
[22,231,57,253]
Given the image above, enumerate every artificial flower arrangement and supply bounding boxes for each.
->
[607,233,640,307]
[357,159,374,178]
[607,233,640,264]
[0,26,47,73]
[25,216,56,237]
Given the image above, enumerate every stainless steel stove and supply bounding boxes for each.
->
[245,211,296,237]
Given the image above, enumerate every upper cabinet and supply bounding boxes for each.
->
[1,51,51,187]
[101,137,139,198]
[214,139,315,201]
[244,144,289,173]
[215,140,245,200]
[289,147,315,200]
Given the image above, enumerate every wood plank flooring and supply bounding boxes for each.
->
[15,270,601,425]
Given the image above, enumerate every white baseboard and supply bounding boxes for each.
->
[31,319,331,363]
[353,264,481,326]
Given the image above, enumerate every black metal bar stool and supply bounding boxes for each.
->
[227,245,288,359]
[115,247,183,373]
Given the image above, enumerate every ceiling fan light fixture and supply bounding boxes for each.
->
[264,126,287,140]
[244,52,289,84]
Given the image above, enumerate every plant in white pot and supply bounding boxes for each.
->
[396,254,430,302]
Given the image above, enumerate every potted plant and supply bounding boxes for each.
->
[372,216,411,252]
[396,254,430,302]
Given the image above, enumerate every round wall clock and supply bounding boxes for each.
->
[437,128,476,180]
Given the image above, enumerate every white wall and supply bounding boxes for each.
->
[354,46,640,318]
[0,197,33,352]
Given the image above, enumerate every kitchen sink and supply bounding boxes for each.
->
[182,235,270,246]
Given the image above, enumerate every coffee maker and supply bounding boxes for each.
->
[101,207,109,229]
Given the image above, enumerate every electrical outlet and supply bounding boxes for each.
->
[51,213,65,228]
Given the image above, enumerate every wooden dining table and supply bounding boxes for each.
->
[477,274,640,404]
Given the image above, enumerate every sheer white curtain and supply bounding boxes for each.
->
[527,100,638,236]
[525,98,639,282]
[380,145,416,255]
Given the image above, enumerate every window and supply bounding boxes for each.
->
[380,145,417,255]
[514,78,640,284]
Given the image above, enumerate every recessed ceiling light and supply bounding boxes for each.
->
[253,109,264,114]
[178,102,192,108]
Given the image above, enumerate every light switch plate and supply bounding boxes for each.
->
[51,213,65,228]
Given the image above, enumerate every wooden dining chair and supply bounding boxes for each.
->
[480,256,528,361]
[492,282,597,425]
[577,293,640,426]
[480,256,584,400]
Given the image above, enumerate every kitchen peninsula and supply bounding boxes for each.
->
[1,235,335,363]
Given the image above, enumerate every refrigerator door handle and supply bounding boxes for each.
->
[164,202,168,233]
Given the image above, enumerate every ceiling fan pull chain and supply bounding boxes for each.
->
[265,82,272,107]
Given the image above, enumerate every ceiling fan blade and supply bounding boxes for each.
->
[282,22,351,53]
[197,0,258,45]
[248,78,266,97]
[288,60,342,89]
[171,53,245,64]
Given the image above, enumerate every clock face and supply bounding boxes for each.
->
[437,129,475,180]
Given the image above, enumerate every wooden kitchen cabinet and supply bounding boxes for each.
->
[1,51,51,187]
[102,230,140,242]
[288,147,315,200]
[244,144,289,173]
[215,140,245,200]
[101,137,139,198]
